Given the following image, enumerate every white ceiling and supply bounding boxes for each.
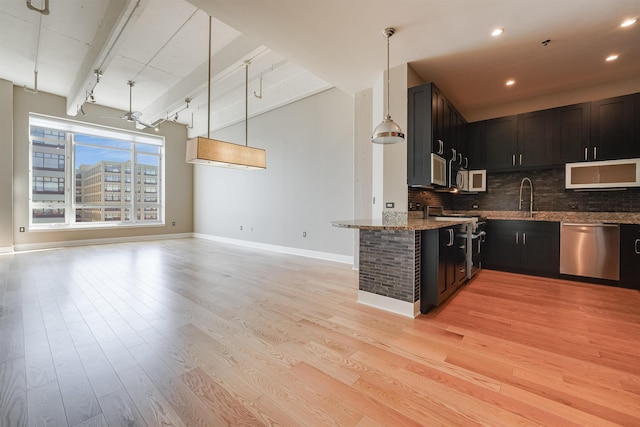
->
[1,0,639,135]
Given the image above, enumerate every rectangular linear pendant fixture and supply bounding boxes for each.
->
[186,137,266,170]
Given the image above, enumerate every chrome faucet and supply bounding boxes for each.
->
[519,177,534,217]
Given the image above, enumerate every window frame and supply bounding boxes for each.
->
[28,113,165,231]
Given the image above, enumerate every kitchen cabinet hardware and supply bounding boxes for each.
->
[485,220,559,277]
[635,239,640,255]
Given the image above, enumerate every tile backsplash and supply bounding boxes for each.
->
[410,167,640,212]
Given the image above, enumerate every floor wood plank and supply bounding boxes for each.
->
[0,357,28,427]
[0,239,639,426]
[27,381,67,427]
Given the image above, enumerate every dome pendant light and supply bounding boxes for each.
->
[371,27,405,144]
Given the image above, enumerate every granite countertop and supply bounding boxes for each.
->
[331,217,472,231]
[333,210,640,230]
[450,210,640,224]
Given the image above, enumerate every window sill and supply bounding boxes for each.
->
[28,222,165,232]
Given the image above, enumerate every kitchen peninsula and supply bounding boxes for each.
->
[332,215,474,318]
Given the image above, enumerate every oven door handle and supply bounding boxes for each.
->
[447,229,454,246]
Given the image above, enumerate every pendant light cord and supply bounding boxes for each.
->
[207,16,212,139]
[386,33,390,119]
[245,62,249,147]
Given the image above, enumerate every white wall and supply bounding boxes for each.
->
[354,88,373,267]
[193,87,355,258]
[383,64,409,214]
[371,64,410,218]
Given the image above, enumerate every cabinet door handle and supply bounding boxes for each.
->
[519,154,522,165]
[458,153,463,164]
[515,232,518,244]
[635,239,640,255]
[584,147,588,160]
[593,146,597,160]
[448,229,454,246]
[512,154,516,166]
[523,232,526,245]
[464,157,468,168]
[437,139,444,155]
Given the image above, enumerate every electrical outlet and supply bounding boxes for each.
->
[19,227,25,232]
[385,202,395,208]
[303,231,307,237]
[240,225,243,231]
[171,221,176,226]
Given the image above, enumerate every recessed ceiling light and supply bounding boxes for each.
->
[506,79,515,86]
[491,28,504,37]
[606,54,619,62]
[620,18,637,27]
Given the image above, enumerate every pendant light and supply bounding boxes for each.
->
[186,16,266,170]
[371,27,405,144]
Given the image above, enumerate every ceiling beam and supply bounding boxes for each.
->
[66,0,149,116]
[143,34,263,124]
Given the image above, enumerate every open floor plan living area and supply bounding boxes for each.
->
[2,0,640,425]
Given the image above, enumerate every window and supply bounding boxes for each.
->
[29,114,164,229]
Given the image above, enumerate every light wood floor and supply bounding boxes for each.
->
[1,238,639,426]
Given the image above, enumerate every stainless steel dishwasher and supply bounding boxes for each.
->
[560,223,620,280]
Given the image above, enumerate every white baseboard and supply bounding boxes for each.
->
[0,246,14,254]
[194,233,353,265]
[358,290,420,318]
[12,233,194,252]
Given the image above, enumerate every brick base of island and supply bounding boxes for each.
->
[359,229,421,317]
[331,217,469,318]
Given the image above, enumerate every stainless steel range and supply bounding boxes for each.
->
[427,206,486,279]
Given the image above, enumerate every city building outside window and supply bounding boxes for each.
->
[29,114,165,229]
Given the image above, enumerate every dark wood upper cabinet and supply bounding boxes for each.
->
[518,109,553,168]
[551,102,591,164]
[483,115,517,171]
[431,85,447,155]
[474,92,637,172]
[407,83,433,186]
[466,121,486,169]
[590,94,635,161]
[407,82,467,186]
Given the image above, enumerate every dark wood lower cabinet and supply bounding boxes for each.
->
[420,228,467,313]
[620,224,640,290]
[484,220,560,277]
